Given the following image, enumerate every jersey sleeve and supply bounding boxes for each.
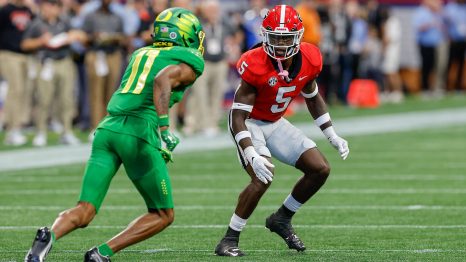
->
[301,43,323,79]
[236,52,257,86]
[172,47,205,78]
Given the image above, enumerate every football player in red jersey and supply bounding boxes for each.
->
[214,5,349,256]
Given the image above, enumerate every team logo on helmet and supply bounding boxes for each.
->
[169,32,177,39]
[268,76,278,87]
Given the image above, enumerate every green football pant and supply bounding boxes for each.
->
[79,129,173,213]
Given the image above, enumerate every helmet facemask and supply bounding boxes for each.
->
[261,27,303,60]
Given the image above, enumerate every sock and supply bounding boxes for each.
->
[97,243,114,257]
[283,194,302,213]
[227,213,247,239]
[50,230,56,244]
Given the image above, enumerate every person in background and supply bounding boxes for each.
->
[0,0,34,146]
[413,0,447,95]
[243,0,268,49]
[444,0,466,91]
[296,0,321,46]
[380,7,403,103]
[346,0,368,82]
[184,0,235,137]
[82,0,125,136]
[21,0,86,146]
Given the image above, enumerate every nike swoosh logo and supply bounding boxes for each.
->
[299,76,308,81]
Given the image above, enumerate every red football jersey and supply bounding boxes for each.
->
[236,42,323,122]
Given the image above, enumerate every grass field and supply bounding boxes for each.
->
[1,121,466,261]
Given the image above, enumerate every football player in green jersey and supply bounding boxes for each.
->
[25,8,205,262]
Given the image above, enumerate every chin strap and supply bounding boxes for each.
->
[277,59,290,82]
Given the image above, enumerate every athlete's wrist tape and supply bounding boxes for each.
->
[314,112,331,127]
[235,131,251,144]
[232,102,253,112]
[301,83,319,98]
[322,126,337,139]
[159,114,169,127]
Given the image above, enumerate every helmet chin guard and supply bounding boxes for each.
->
[261,5,304,60]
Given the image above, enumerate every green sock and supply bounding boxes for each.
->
[50,231,56,244]
[97,243,114,257]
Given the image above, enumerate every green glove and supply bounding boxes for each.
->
[160,129,180,152]
[159,148,173,163]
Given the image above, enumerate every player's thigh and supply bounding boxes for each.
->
[79,129,122,213]
[266,118,316,166]
[118,137,173,210]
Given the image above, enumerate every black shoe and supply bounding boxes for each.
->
[214,237,245,257]
[84,247,111,262]
[25,227,53,262]
[265,213,306,252]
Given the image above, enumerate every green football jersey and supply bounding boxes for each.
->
[97,46,204,148]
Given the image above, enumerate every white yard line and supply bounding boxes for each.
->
[1,225,466,230]
[0,108,465,172]
[2,188,466,195]
[2,248,465,254]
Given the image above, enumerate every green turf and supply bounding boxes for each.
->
[1,123,466,261]
[2,94,466,151]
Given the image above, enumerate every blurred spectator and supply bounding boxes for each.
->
[296,0,321,45]
[82,0,125,132]
[413,0,447,95]
[184,0,235,137]
[0,0,34,146]
[172,0,193,10]
[21,0,86,146]
[366,0,384,37]
[316,3,338,103]
[381,7,404,103]
[133,0,168,48]
[361,25,384,94]
[444,0,466,91]
[347,0,368,80]
[243,0,267,49]
[329,0,352,103]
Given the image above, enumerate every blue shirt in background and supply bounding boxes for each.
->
[444,2,466,41]
[412,5,445,46]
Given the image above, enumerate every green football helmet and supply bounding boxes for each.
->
[152,7,205,55]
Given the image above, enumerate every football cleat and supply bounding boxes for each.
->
[83,247,111,262]
[24,227,53,262]
[265,213,306,252]
[214,237,245,257]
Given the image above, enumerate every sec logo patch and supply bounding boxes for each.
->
[268,76,277,87]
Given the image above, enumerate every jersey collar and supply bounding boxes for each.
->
[268,50,302,82]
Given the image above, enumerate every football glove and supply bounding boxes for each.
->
[161,129,180,152]
[159,148,173,163]
[243,146,274,184]
[323,126,349,160]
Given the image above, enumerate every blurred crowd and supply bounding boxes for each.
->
[0,0,465,146]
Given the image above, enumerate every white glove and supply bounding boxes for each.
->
[323,127,350,160]
[243,146,274,184]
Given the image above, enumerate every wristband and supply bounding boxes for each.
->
[159,114,169,127]
[314,113,330,127]
[322,126,337,139]
[235,131,251,144]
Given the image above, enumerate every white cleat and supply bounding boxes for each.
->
[61,132,80,145]
[33,133,47,147]
[4,130,27,146]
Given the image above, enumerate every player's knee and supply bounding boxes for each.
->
[251,180,270,194]
[316,162,331,180]
[307,162,331,182]
[157,209,174,228]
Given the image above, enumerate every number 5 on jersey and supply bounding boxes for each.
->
[271,86,296,113]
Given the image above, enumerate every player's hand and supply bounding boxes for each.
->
[328,136,349,160]
[244,147,275,184]
[160,129,180,151]
[159,148,173,163]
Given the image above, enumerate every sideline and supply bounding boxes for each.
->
[1,108,465,172]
